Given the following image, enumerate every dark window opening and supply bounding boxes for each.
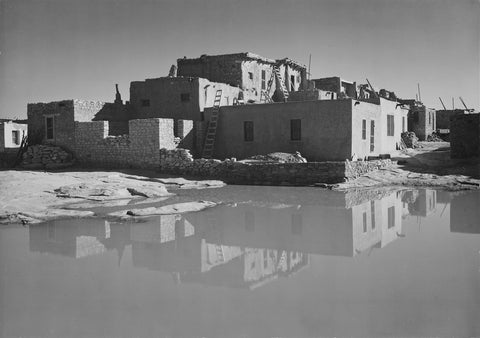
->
[244,121,254,141]
[248,72,253,80]
[290,119,301,141]
[402,116,405,132]
[290,75,295,91]
[388,206,395,229]
[387,115,394,136]
[46,117,54,140]
[261,70,266,90]
[180,93,190,102]
[429,112,431,125]
[58,102,66,107]
[12,130,20,145]
[363,212,367,232]
[141,99,150,107]
[362,119,367,140]
[292,214,302,235]
[370,120,375,152]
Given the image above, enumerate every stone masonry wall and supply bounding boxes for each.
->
[159,148,393,185]
[450,114,480,158]
[74,118,175,169]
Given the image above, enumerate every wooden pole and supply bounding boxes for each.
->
[308,54,311,80]
[439,97,446,110]
[417,83,421,102]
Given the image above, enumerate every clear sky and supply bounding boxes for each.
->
[0,0,478,118]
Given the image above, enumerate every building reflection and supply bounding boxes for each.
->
[450,192,480,234]
[29,188,444,289]
[29,218,110,259]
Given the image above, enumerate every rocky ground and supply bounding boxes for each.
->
[0,142,478,224]
[334,142,479,190]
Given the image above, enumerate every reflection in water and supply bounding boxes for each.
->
[27,188,439,290]
[8,188,479,337]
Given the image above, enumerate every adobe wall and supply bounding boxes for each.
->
[288,89,336,102]
[73,100,106,122]
[177,54,246,87]
[129,77,240,121]
[378,98,409,153]
[1,122,27,149]
[159,148,393,185]
[74,118,175,169]
[408,106,435,141]
[351,100,382,159]
[27,100,77,151]
[450,114,480,158]
[436,109,465,129]
[240,61,276,102]
[206,100,354,161]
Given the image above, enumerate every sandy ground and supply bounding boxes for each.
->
[0,142,478,224]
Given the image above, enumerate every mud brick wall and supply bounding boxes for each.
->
[27,100,77,151]
[75,118,175,169]
[450,114,480,158]
[160,148,393,185]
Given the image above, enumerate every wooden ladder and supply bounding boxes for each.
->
[273,66,290,100]
[202,89,222,159]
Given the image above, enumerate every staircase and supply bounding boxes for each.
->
[202,89,222,159]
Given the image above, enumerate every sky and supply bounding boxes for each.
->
[0,0,478,118]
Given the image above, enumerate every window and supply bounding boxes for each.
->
[363,212,367,232]
[290,119,301,141]
[402,116,405,132]
[45,116,54,140]
[290,75,295,91]
[362,119,367,140]
[141,99,150,107]
[12,130,20,145]
[429,112,431,125]
[388,206,395,229]
[387,115,394,136]
[291,214,302,235]
[371,201,376,230]
[261,70,266,90]
[180,93,190,102]
[370,120,375,152]
[248,72,253,80]
[244,121,254,141]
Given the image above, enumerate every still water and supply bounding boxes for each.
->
[0,186,479,338]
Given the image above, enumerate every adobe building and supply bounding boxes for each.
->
[312,77,357,99]
[0,120,27,152]
[436,109,470,130]
[450,113,480,158]
[399,99,436,141]
[205,96,407,161]
[129,77,240,121]
[177,52,307,103]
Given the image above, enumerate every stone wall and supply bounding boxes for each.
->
[27,100,77,151]
[21,144,74,169]
[450,114,480,158]
[74,118,176,169]
[436,109,466,129]
[159,148,393,185]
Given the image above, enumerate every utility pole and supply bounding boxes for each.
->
[452,97,455,109]
[439,97,446,110]
[417,83,422,102]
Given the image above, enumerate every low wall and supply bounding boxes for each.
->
[75,118,175,169]
[159,148,393,185]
